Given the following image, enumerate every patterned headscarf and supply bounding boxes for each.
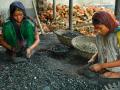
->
[92,11,119,33]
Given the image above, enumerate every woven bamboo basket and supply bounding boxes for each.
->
[54,30,80,47]
[71,35,97,59]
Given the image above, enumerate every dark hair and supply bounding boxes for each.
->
[92,11,119,32]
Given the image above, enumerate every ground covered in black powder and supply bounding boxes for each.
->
[0,33,120,90]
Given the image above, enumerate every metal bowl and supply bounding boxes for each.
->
[71,35,97,59]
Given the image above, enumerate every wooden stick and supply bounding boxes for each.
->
[32,0,45,35]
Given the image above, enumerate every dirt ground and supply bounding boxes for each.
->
[0,32,120,90]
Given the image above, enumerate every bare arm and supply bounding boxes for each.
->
[0,35,12,50]
[101,60,120,69]
[26,28,40,58]
[28,28,40,50]
[88,51,98,63]
[90,59,120,72]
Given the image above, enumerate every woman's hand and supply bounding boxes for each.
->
[26,48,32,58]
[89,64,103,72]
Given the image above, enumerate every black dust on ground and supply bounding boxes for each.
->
[0,33,119,90]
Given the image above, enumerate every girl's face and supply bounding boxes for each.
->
[94,24,109,36]
[13,10,24,23]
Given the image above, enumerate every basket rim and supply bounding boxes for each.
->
[71,36,97,53]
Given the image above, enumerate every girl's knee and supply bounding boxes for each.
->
[110,72,120,78]
[103,72,120,78]
[103,72,112,77]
